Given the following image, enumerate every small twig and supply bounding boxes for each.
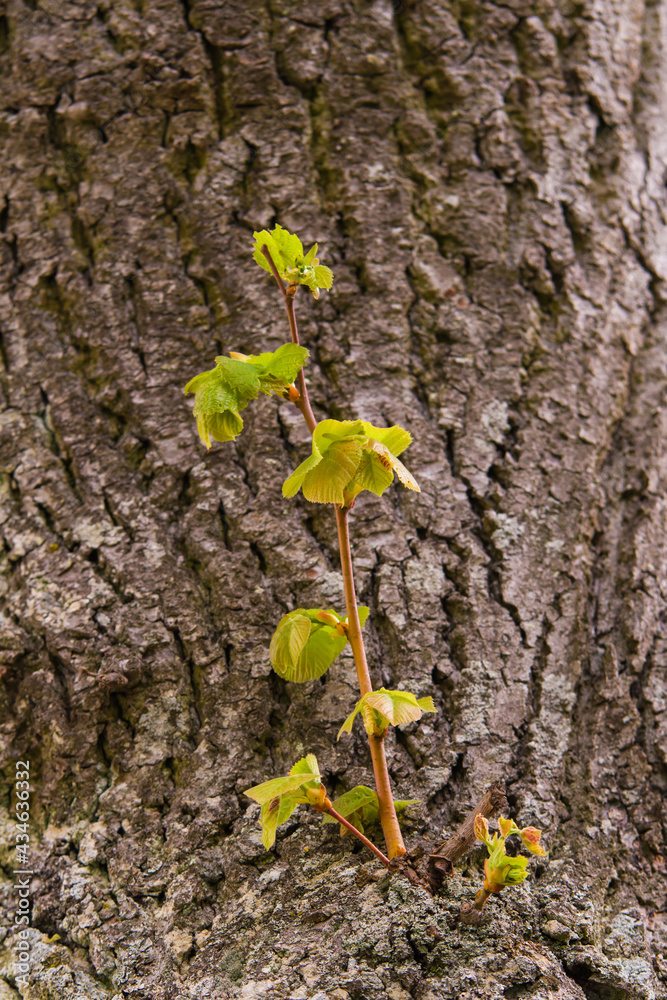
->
[323,804,391,868]
[260,243,316,433]
[427,781,507,893]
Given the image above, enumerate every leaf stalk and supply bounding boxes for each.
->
[321,803,391,868]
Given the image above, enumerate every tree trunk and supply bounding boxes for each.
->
[1,0,666,997]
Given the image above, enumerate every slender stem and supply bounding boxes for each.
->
[261,244,401,861]
[261,244,316,433]
[323,804,391,868]
[335,506,406,860]
[474,888,492,911]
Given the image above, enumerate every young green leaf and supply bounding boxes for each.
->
[252,226,334,298]
[269,607,368,683]
[321,785,379,833]
[338,688,436,740]
[283,419,420,504]
[260,795,298,851]
[322,786,418,835]
[244,754,322,849]
[185,344,309,448]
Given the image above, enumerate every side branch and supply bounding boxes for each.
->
[427,781,507,893]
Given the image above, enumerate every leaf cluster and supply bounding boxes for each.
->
[474,815,547,895]
[283,419,420,505]
[338,687,436,739]
[184,343,309,448]
[253,224,333,298]
[270,607,369,682]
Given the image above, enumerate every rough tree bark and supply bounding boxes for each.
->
[0,0,666,998]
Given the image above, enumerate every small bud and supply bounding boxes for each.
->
[520,826,547,856]
[474,814,490,843]
[498,816,513,838]
[305,783,329,809]
[314,611,340,628]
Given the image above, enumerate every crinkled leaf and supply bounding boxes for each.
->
[253,224,304,275]
[214,356,263,402]
[338,688,436,740]
[196,410,244,448]
[301,438,363,504]
[270,612,312,678]
[289,753,320,777]
[261,343,310,384]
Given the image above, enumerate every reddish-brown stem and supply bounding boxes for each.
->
[335,506,406,860]
[260,244,316,433]
[323,804,391,868]
[474,887,492,910]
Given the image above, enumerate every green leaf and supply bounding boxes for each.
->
[338,688,436,740]
[313,264,333,290]
[283,451,323,499]
[253,225,304,275]
[246,754,321,849]
[322,787,418,835]
[244,770,320,806]
[260,343,310,384]
[297,627,348,680]
[198,410,244,448]
[357,606,370,628]
[245,754,320,805]
[322,785,378,831]
[269,612,312,677]
[289,753,320,777]
[301,439,363,504]
[283,418,419,504]
[270,609,350,682]
[303,244,318,265]
[362,422,412,458]
[313,419,366,453]
[346,448,395,499]
[260,795,298,850]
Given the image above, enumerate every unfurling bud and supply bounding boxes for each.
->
[474,814,490,844]
[520,826,547,856]
[305,783,331,811]
[498,816,514,838]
